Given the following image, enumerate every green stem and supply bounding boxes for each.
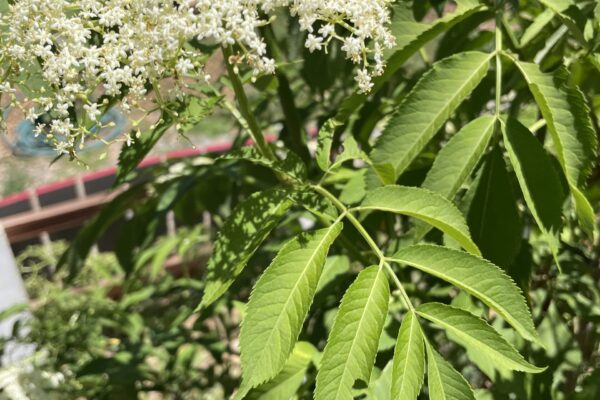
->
[528,119,547,133]
[263,26,310,163]
[222,46,276,161]
[311,184,415,311]
[495,1,503,119]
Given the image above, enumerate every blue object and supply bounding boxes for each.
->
[1,108,126,157]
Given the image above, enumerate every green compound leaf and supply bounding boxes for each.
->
[417,302,545,373]
[422,115,496,200]
[115,117,174,186]
[519,8,555,48]
[220,146,307,181]
[316,118,341,171]
[315,265,390,400]
[244,342,318,400]
[370,51,492,181]
[511,58,597,237]
[388,245,541,346]
[199,187,295,310]
[239,223,343,389]
[426,342,475,400]
[465,146,522,269]
[358,186,480,256]
[391,310,425,400]
[335,0,487,122]
[538,0,588,46]
[501,117,565,265]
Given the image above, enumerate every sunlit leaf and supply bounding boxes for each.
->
[426,342,475,400]
[388,245,541,345]
[370,51,492,181]
[239,223,342,388]
[391,310,425,400]
[358,186,480,255]
[244,342,318,400]
[417,302,545,373]
[315,265,390,400]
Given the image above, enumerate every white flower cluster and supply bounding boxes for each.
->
[0,0,394,154]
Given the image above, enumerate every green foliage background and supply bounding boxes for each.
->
[2,0,600,399]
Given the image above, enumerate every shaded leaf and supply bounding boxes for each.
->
[115,117,174,186]
[330,135,370,170]
[538,0,588,46]
[316,119,341,171]
[178,95,222,132]
[316,255,351,294]
[511,59,597,236]
[199,187,294,309]
[501,117,564,263]
[58,184,146,279]
[366,361,393,400]
[519,8,555,48]
[465,146,522,268]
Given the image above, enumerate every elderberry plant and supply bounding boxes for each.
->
[5,0,599,398]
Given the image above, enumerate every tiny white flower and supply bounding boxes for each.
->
[176,57,194,75]
[84,103,101,121]
[305,34,323,53]
[355,68,374,94]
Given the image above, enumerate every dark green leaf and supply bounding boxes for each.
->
[199,187,295,309]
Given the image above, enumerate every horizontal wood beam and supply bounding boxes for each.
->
[0,191,118,244]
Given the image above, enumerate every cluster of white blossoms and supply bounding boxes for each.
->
[0,0,394,155]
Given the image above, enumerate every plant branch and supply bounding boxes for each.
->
[495,0,503,119]
[311,184,415,311]
[222,46,276,161]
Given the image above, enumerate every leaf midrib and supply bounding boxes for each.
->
[381,52,493,176]
[417,309,536,372]
[327,266,385,399]
[429,351,448,399]
[391,255,527,341]
[395,311,420,396]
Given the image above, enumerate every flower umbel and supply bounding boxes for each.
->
[0,0,395,155]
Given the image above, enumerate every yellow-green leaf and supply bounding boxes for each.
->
[315,265,390,400]
[391,310,425,400]
[417,302,545,373]
[240,223,343,388]
[388,245,541,345]
[358,186,480,255]
[370,51,492,181]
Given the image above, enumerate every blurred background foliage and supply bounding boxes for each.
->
[1,0,600,399]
